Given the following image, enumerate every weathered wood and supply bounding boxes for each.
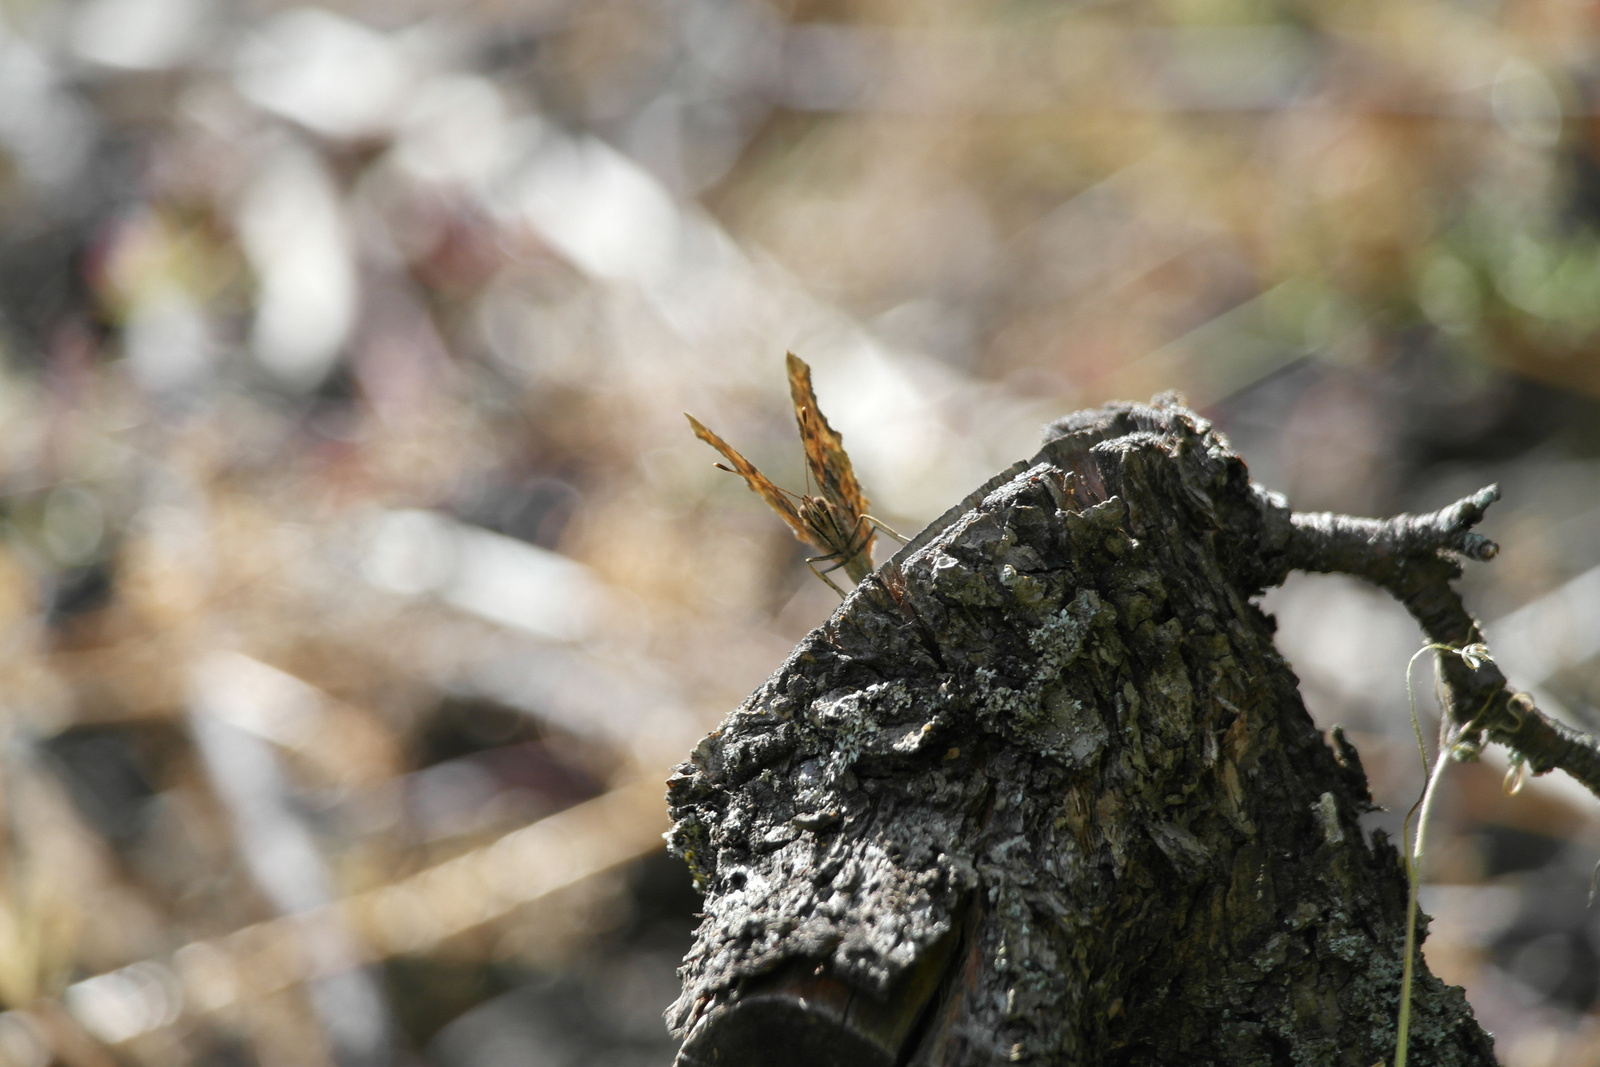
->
[666,397,1505,1066]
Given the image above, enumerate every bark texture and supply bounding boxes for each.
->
[666,398,1504,1066]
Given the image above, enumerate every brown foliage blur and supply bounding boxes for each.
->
[0,0,1598,1064]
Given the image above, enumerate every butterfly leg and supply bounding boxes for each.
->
[863,515,908,544]
[805,559,849,598]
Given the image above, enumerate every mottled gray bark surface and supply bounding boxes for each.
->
[665,398,1502,1066]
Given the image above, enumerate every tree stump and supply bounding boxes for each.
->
[665,396,1599,1066]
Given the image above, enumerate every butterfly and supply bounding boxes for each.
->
[687,353,898,596]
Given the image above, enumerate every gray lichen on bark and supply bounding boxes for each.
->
[666,397,1500,1066]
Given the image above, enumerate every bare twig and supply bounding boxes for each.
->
[1283,485,1600,800]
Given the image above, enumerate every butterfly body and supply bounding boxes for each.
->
[796,495,874,584]
[687,354,876,594]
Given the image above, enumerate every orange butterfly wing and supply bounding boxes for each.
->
[786,354,870,520]
[687,356,876,589]
[685,414,809,543]
[786,353,874,580]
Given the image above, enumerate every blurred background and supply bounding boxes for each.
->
[0,0,1597,1063]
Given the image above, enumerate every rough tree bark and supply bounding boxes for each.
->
[665,396,1600,1066]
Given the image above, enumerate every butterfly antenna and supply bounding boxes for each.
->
[713,463,808,504]
[799,407,820,496]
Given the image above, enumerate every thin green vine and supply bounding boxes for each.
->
[1394,641,1492,1067]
